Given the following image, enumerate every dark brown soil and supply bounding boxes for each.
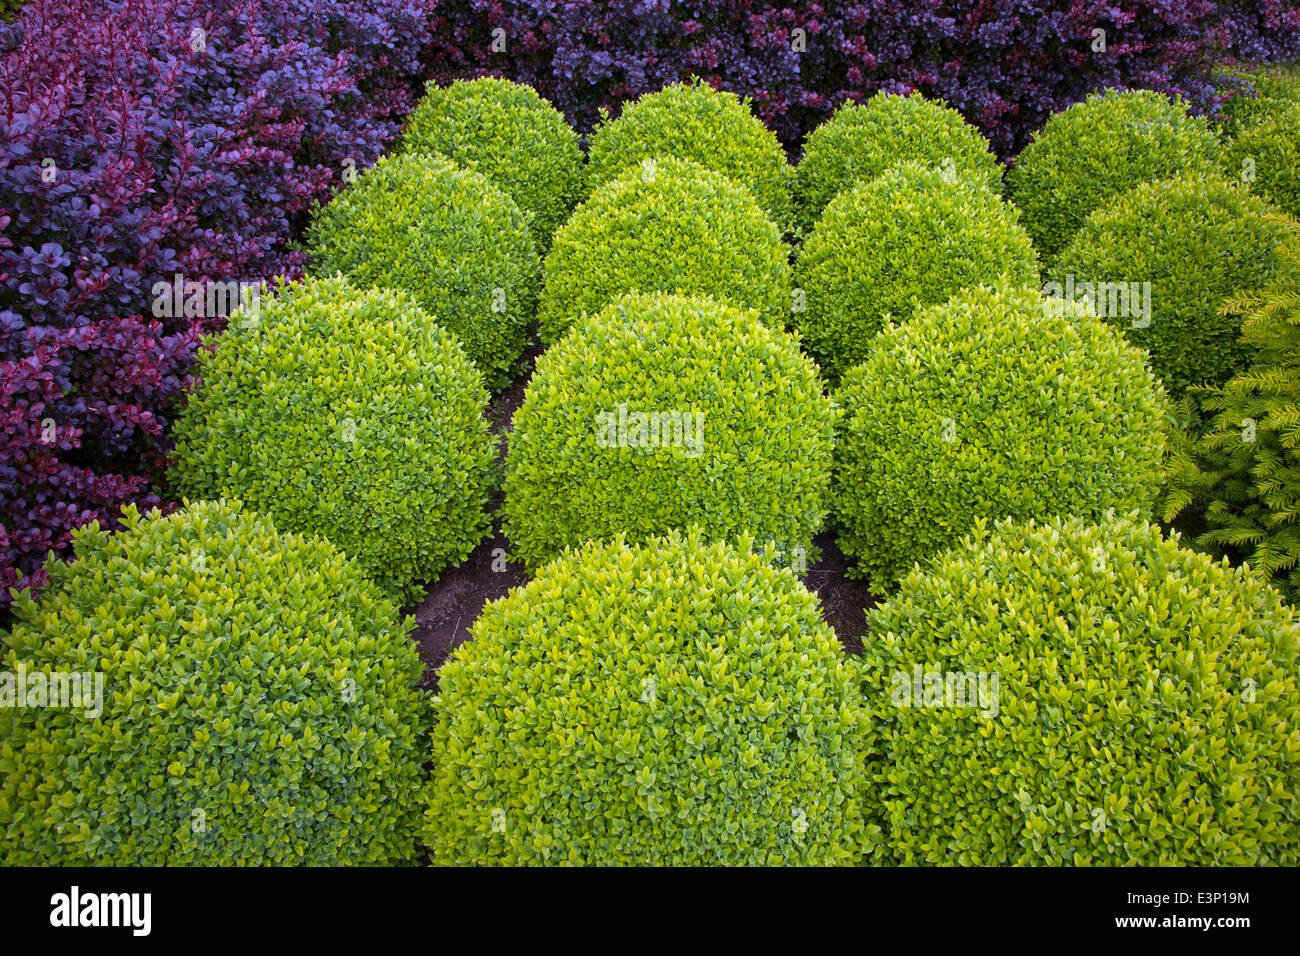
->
[407,511,531,690]
[802,531,876,655]
[403,344,879,686]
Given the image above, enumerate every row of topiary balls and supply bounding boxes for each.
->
[179,76,1299,600]
[5,499,1296,864]
[3,77,1298,865]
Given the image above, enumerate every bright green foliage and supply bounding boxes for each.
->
[835,283,1167,591]
[1218,64,1300,137]
[1165,227,1300,597]
[585,79,793,233]
[1054,174,1288,393]
[1006,89,1226,262]
[863,512,1300,865]
[400,77,584,249]
[171,276,495,605]
[1228,104,1300,221]
[537,156,793,344]
[794,162,1038,380]
[793,92,1003,234]
[306,151,540,390]
[423,528,871,865]
[0,500,429,866]
[504,292,835,572]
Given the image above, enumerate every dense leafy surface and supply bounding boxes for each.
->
[585,80,793,234]
[400,76,585,249]
[1166,230,1300,598]
[537,157,791,344]
[307,152,540,391]
[1055,175,1288,393]
[424,1,1298,157]
[424,529,870,865]
[1007,90,1226,262]
[0,0,432,598]
[795,163,1038,380]
[505,293,834,572]
[864,513,1300,865]
[794,92,1002,234]
[1228,104,1300,221]
[835,284,1167,591]
[171,277,495,605]
[1,500,429,865]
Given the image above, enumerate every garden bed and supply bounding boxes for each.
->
[5,0,1300,871]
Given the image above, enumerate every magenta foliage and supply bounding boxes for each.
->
[0,0,433,600]
[424,2,1295,158]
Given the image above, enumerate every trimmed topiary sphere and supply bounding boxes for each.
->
[835,283,1166,592]
[794,91,1003,234]
[171,276,495,605]
[537,156,793,344]
[1054,174,1289,393]
[399,77,584,249]
[1218,64,1300,137]
[423,528,870,865]
[505,292,835,572]
[0,500,429,865]
[1007,89,1225,262]
[863,512,1300,865]
[306,151,540,390]
[585,79,793,234]
[1228,103,1300,221]
[794,162,1039,380]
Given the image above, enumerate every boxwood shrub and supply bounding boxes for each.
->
[423,528,870,866]
[399,77,584,249]
[0,500,429,865]
[171,276,495,605]
[306,151,540,390]
[794,162,1038,381]
[537,156,792,344]
[1218,64,1300,137]
[505,292,835,572]
[1006,90,1225,262]
[585,79,793,234]
[863,512,1300,865]
[793,92,1003,234]
[1227,104,1300,221]
[835,283,1166,592]
[1054,174,1289,393]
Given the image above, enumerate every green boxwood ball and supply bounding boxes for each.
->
[306,151,540,390]
[1006,89,1226,262]
[423,528,870,865]
[537,156,793,344]
[835,283,1167,591]
[585,79,793,233]
[794,92,1003,234]
[1228,104,1300,221]
[399,77,585,249]
[0,500,429,865]
[1054,174,1289,393]
[794,161,1039,381]
[505,292,836,572]
[863,512,1300,865]
[171,276,496,605]
[1218,65,1300,137]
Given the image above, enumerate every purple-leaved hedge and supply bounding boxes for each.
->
[0,0,432,599]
